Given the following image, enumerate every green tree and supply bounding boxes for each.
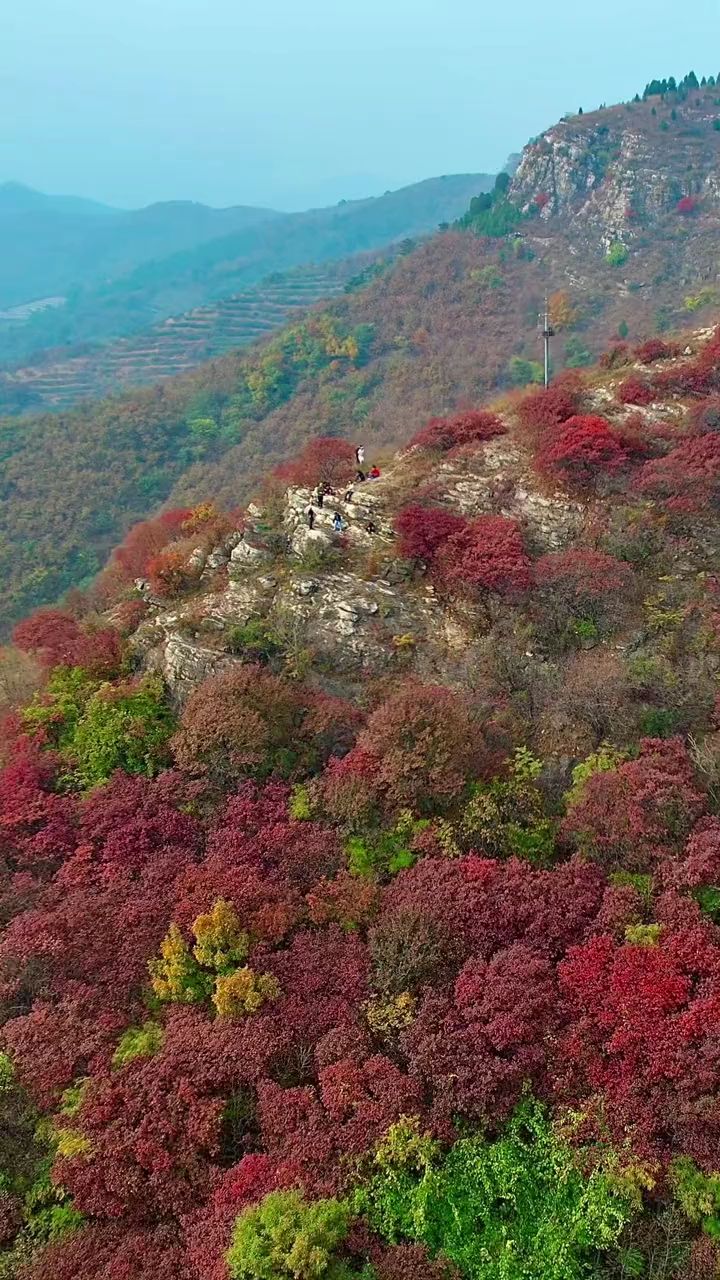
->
[69,676,175,787]
[565,336,592,368]
[606,242,629,267]
[226,1189,352,1280]
[24,670,175,787]
[358,1100,634,1280]
[507,356,544,387]
[112,1021,165,1069]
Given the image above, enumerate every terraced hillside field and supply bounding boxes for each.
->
[0,260,368,411]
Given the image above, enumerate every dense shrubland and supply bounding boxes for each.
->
[5,331,720,1278]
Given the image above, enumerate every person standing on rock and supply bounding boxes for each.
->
[307,505,316,529]
[355,446,365,467]
[316,488,325,508]
[343,487,354,503]
[332,511,344,532]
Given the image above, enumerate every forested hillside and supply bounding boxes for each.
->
[5,319,720,1277]
[4,80,720,632]
[0,173,491,370]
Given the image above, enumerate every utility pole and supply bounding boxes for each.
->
[539,299,555,388]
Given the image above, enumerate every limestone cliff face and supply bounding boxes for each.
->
[510,98,720,249]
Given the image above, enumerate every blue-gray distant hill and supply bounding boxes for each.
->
[0,174,493,368]
[0,182,279,309]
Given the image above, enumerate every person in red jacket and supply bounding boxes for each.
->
[369,465,381,479]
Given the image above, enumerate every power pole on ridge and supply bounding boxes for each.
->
[539,298,555,388]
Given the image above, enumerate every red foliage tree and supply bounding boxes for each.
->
[616,375,655,406]
[688,395,720,435]
[556,921,720,1168]
[320,748,381,828]
[28,1224,193,1280]
[661,817,720,893]
[409,409,506,453]
[405,943,559,1130]
[299,690,364,767]
[328,682,490,818]
[635,434,720,511]
[306,869,379,931]
[182,1155,277,1280]
[677,195,699,214]
[652,329,720,398]
[562,737,707,871]
[2,988,128,1109]
[537,414,636,491]
[56,1059,222,1221]
[12,609,122,677]
[635,338,680,364]
[96,509,192,601]
[382,855,607,966]
[146,541,203,599]
[394,505,467,564]
[435,516,531,596]
[61,771,202,890]
[533,548,636,623]
[534,192,550,209]
[372,1244,460,1280]
[207,781,342,892]
[0,744,77,872]
[516,375,582,434]
[274,437,355,489]
[172,665,305,786]
[264,926,369,1050]
[599,343,631,371]
[258,1053,422,1195]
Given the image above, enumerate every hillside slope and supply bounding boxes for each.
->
[0,173,491,369]
[5,322,720,1278]
[4,84,720,631]
[0,258,378,412]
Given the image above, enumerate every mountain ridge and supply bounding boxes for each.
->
[0,173,491,357]
[4,85,720,630]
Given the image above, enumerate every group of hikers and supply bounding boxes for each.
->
[306,445,381,536]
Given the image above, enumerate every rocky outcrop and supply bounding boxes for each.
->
[130,427,592,699]
[510,104,720,250]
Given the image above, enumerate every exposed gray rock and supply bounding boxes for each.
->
[159,635,234,705]
[230,535,270,569]
[290,525,333,558]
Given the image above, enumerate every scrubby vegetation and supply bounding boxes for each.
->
[6,79,720,634]
[3,320,720,1278]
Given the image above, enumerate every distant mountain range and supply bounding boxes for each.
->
[0,174,493,374]
[0,181,280,308]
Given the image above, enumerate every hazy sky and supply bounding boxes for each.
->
[2,0,717,210]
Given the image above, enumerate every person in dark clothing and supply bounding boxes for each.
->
[332,511,343,532]
[365,519,378,534]
[307,506,315,529]
[316,489,324,508]
[356,470,366,483]
[343,488,354,503]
